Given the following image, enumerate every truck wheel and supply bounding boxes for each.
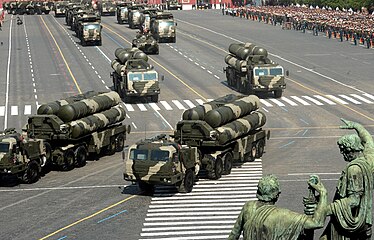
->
[213,158,223,180]
[222,152,233,175]
[22,161,40,184]
[274,90,282,98]
[178,169,194,193]
[172,37,176,43]
[97,40,102,46]
[43,142,52,162]
[115,134,125,152]
[81,39,86,46]
[75,146,87,167]
[245,144,257,162]
[62,149,75,171]
[138,181,153,194]
[255,139,265,158]
[106,137,117,155]
[151,95,159,103]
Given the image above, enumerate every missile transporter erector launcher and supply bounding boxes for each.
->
[75,13,102,46]
[53,1,68,17]
[99,0,116,16]
[111,47,161,103]
[0,128,47,184]
[127,4,144,29]
[26,91,130,171]
[224,43,287,98]
[116,2,132,24]
[132,31,159,55]
[150,11,176,43]
[124,94,269,193]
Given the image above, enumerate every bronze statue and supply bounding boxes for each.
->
[228,174,328,240]
[318,119,374,240]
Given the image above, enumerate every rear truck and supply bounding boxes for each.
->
[75,13,102,46]
[124,134,200,193]
[53,1,68,17]
[100,0,116,16]
[111,47,161,103]
[139,8,158,32]
[150,11,176,43]
[26,91,130,171]
[124,94,269,193]
[224,43,287,98]
[116,2,131,24]
[0,128,47,184]
[127,4,144,29]
[167,0,182,10]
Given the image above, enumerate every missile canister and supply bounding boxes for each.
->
[70,105,126,138]
[251,46,268,57]
[37,91,99,115]
[57,91,121,122]
[216,111,266,145]
[224,54,247,72]
[115,47,148,64]
[228,43,255,60]
[182,94,239,120]
[204,95,260,128]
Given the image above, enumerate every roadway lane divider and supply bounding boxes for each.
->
[4,16,13,129]
[39,16,82,94]
[51,16,109,90]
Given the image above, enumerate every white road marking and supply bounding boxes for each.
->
[363,93,374,101]
[281,97,298,106]
[196,99,205,105]
[149,103,160,111]
[326,95,348,104]
[259,99,273,107]
[214,75,220,79]
[207,70,212,74]
[339,95,361,104]
[351,94,373,104]
[313,95,336,105]
[4,18,13,129]
[11,106,18,116]
[172,100,186,110]
[0,106,5,116]
[302,96,323,105]
[290,96,310,105]
[24,105,32,115]
[183,100,196,108]
[137,103,147,111]
[268,99,285,106]
[160,101,172,110]
[124,104,134,112]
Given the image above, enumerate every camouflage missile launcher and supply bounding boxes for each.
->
[174,94,269,179]
[26,91,129,171]
[0,128,46,184]
[224,43,287,98]
[53,1,68,17]
[116,2,132,24]
[150,11,176,43]
[124,134,200,193]
[127,4,144,29]
[167,0,182,10]
[139,8,159,32]
[132,31,159,55]
[100,0,116,16]
[75,12,102,46]
[111,47,161,103]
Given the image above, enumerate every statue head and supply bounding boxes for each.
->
[256,174,281,202]
[337,134,364,162]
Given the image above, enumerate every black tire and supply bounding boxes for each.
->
[213,158,223,180]
[172,37,176,43]
[43,142,52,162]
[255,139,265,158]
[22,161,40,184]
[75,146,87,167]
[61,149,75,171]
[151,94,159,103]
[106,137,117,155]
[245,144,257,162]
[177,169,194,193]
[115,134,125,152]
[97,40,102,46]
[81,39,86,46]
[223,152,233,175]
[274,90,282,98]
[138,181,153,193]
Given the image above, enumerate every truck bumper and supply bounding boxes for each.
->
[0,163,26,175]
[124,172,183,185]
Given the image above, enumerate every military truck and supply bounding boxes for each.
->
[53,1,68,17]
[132,31,159,55]
[26,91,129,171]
[65,4,84,27]
[116,2,132,24]
[224,43,287,98]
[34,1,52,15]
[127,4,144,29]
[124,134,199,193]
[8,1,27,15]
[150,11,176,43]
[139,7,158,32]
[167,0,182,10]
[75,13,102,46]
[124,94,269,193]
[0,128,47,184]
[100,0,116,16]
[111,47,161,103]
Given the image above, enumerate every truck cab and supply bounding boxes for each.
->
[150,12,176,43]
[79,21,102,46]
[251,65,286,98]
[124,134,199,193]
[128,4,144,29]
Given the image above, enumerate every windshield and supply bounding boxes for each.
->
[269,68,283,76]
[129,149,148,160]
[254,68,268,76]
[121,7,128,12]
[159,21,175,28]
[150,150,170,161]
[84,24,100,30]
[129,73,143,81]
[144,72,157,80]
[0,143,10,153]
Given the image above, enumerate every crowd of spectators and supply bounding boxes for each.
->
[222,5,374,49]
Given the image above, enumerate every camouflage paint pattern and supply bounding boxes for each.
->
[132,33,159,54]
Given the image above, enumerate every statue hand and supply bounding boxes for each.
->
[340,118,356,129]
[308,175,326,194]
[303,198,317,215]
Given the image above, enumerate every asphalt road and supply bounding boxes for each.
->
[0,9,374,240]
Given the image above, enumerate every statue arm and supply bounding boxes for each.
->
[228,204,246,240]
[303,187,328,229]
[353,122,374,149]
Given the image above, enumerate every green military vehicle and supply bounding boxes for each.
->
[100,0,116,16]
[167,0,182,10]
[34,1,52,15]
[111,47,161,103]
[124,94,269,193]
[65,4,84,27]
[75,13,102,46]
[26,91,129,171]
[224,43,287,98]
[0,128,47,184]
[150,11,176,43]
[139,7,159,32]
[8,1,27,15]
[132,31,159,55]
[127,4,144,29]
[116,2,132,24]
[53,1,68,17]
[124,134,200,193]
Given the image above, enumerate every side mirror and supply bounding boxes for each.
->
[175,22,177,26]
[161,75,165,81]
[285,70,289,77]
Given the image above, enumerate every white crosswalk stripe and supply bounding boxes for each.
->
[281,97,298,106]
[172,100,186,110]
[363,93,374,101]
[137,103,147,111]
[160,101,172,110]
[24,105,32,115]
[196,99,205,105]
[350,94,373,104]
[268,99,285,106]
[139,160,262,240]
[259,99,273,107]
[313,95,336,105]
[0,106,4,116]
[339,95,361,104]
[149,103,161,111]
[326,95,348,104]
[302,96,323,105]
[290,96,310,105]
[11,106,18,116]
[124,104,134,112]
[183,100,196,108]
